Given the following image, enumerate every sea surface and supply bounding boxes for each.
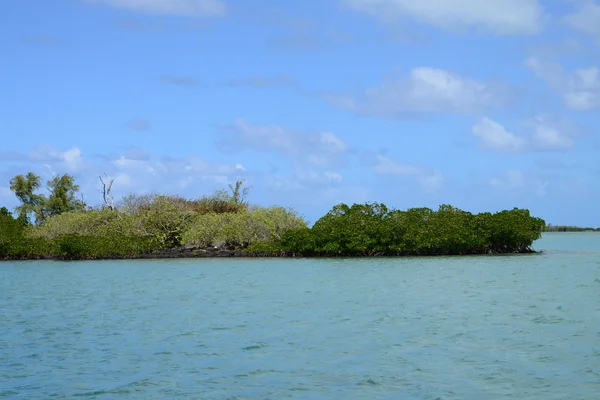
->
[1,233,599,399]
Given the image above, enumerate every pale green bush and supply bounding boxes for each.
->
[30,209,124,239]
[181,206,307,247]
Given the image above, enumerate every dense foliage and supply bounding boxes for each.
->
[248,203,546,257]
[2,183,306,259]
[0,207,52,258]
[1,171,548,260]
[182,206,307,248]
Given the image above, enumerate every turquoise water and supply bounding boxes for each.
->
[1,233,599,399]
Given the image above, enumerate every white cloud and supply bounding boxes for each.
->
[342,0,544,35]
[102,153,243,197]
[526,57,600,111]
[112,156,157,174]
[295,169,343,186]
[330,67,508,117]
[372,155,421,175]
[472,117,526,152]
[112,172,133,189]
[217,119,348,167]
[0,143,250,208]
[323,171,343,183]
[472,116,577,153]
[529,116,574,151]
[565,1,600,41]
[3,145,87,173]
[369,154,443,191]
[62,148,85,172]
[83,0,226,17]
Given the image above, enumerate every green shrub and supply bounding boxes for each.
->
[182,206,307,248]
[251,203,546,257]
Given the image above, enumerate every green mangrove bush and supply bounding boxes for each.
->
[249,203,546,257]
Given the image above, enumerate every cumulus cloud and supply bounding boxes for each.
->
[216,119,348,167]
[526,57,600,111]
[565,1,600,42]
[472,116,577,153]
[327,67,509,117]
[342,0,544,35]
[472,117,526,152]
[83,0,226,17]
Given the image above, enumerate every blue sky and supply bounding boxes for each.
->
[1,0,599,226]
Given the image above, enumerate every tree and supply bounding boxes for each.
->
[9,173,45,223]
[46,174,86,216]
[99,174,114,210]
[9,172,85,224]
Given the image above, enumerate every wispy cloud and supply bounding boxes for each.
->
[565,1,600,42]
[362,153,443,192]
[220,75,297,88]
[526,57,600,111]
[82,0,227,17]
[124,118,150,131]
[341,0,545,35]
[216,119,348,168]
[158,75,199,87]
[0,145,86,173]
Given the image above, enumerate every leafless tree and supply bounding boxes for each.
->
[99,174,114,210]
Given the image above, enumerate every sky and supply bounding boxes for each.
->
[1,0,599,226]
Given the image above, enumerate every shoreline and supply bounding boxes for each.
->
[1,245,541,261]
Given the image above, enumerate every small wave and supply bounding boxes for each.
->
[532,315,566,324]
[357,378,379,386]
[242,343,267,351]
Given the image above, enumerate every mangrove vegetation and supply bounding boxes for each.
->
[1,172,546,260]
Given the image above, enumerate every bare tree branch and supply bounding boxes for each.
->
[99,174,115,210]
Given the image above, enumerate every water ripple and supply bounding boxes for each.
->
[1,234,599,399]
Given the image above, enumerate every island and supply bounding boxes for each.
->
[1,172,546,260]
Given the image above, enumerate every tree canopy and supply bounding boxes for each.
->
[9,172,85,224]
[250,203,546,257]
